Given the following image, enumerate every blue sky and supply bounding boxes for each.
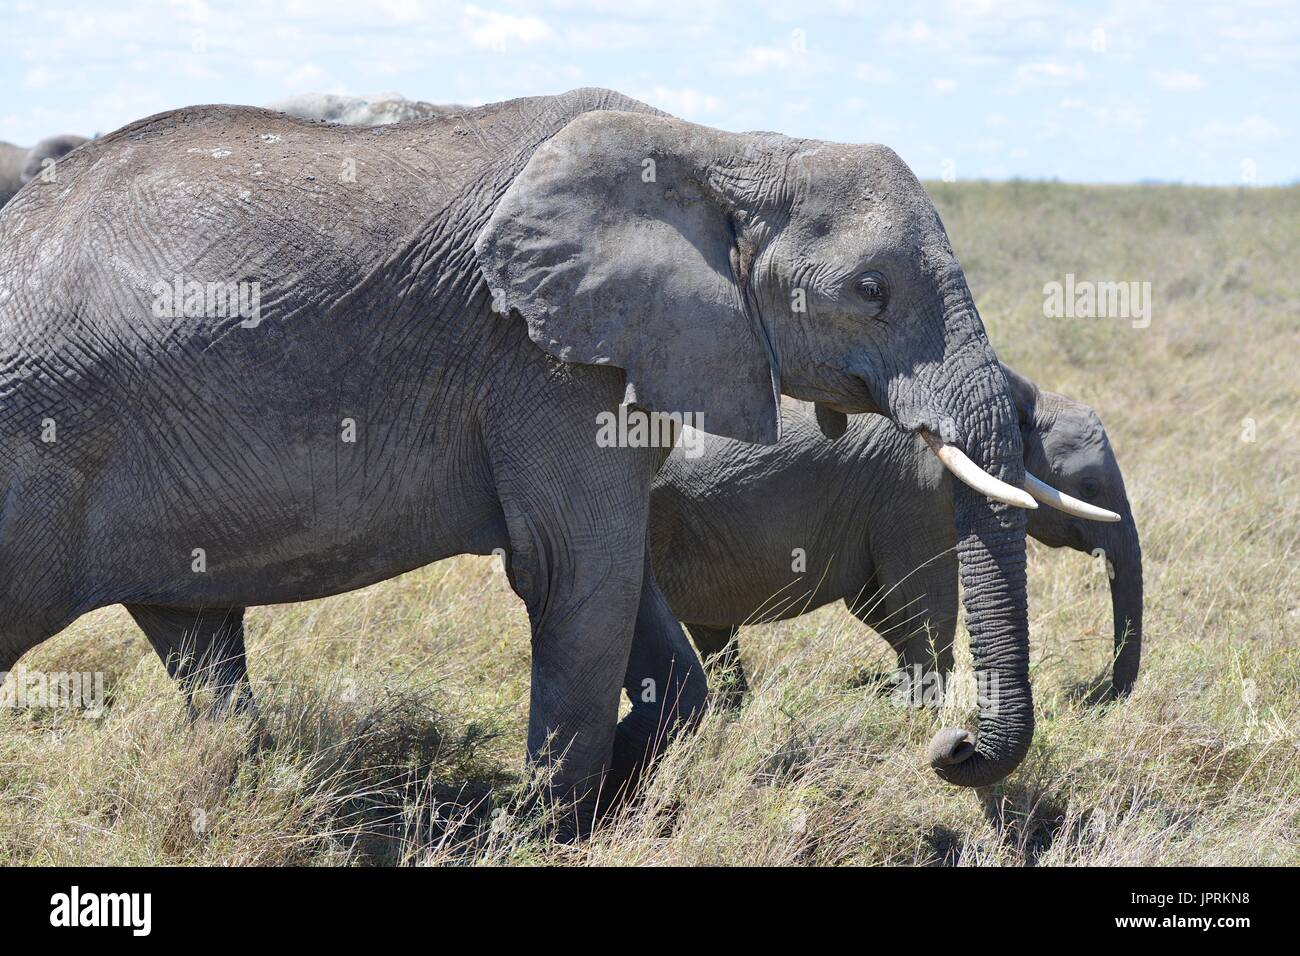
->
[1,0,1296,184]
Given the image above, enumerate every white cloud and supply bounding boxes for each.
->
[1150,69,1205,91]
[461,6,554,52]
[1201,115,1283,141]
[855,64,896,85]
[285,64,328,89]
[932,78,958,94]
[22,66,53,90]
[170,0,211,24]
[1012,61,1087,91]
[1056,98,1145,130]
[566,22,651,49]
[251,58,288,77]
[373,0,429,24]
[636,86,722,117]
[721,46,801,76]
[883,20,933,44]
[947,0,999,16]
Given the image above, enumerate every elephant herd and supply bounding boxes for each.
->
[0,88,1140,837]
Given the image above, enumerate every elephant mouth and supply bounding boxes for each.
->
[919,429,1037,510]
[818,399,866,415]
[788,370,888,418]
[824,377,886,417]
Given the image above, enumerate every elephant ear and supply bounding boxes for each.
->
[474,110,781,445]
[1001,363,1039,426]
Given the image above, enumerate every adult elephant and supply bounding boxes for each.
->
[0,88,1054,830]
[651,365,1142,705]
[0,134,89,206]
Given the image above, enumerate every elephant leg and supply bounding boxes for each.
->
[848,558,956,708]
[125,605,254,719]
[610,562,708,796]
[685,622,746,708]
[497,476,651,840]
[0,607,82,679]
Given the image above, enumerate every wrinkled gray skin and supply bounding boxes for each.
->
[0,88,1030,830]
[266,92,464,126]
[652,364,1142,706]
[0,134,89,206]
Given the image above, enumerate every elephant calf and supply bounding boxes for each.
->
[650,365,1143,705]
[0,134,89,206]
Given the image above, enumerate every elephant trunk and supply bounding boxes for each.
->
[1108,519,1144,695]
[924,362,1034,788]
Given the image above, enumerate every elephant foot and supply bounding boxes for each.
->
[550,799,600,844]
[708,666,749,710]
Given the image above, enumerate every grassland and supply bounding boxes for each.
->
[1,181,1297,865]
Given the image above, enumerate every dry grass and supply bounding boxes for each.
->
[2,181,1297,865]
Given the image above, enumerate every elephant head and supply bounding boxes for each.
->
[19,134,89,187]
[1004,366,1143,696]
[475,107,1072,787]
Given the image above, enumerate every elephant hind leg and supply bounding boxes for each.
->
[685,623,746,708]
[125,604,254,719]
[0,601,91,680]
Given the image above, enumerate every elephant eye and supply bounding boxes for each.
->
[857,271,889,318]
[1080,477,1101,500]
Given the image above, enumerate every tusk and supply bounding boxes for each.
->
[920,430,1037,510]
[1023,472,1122,522]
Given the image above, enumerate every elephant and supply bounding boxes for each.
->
[266,92,465,126]
[0,87,1068,832]
[650,364,1142,708]
[0,134,90,206]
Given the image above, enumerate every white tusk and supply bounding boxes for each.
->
[1023,472,1122,522]
[920,430,1037,510]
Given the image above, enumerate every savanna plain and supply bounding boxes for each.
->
[1,180,1296,866]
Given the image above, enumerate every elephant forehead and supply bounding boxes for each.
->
[791,143,929,203]
[782,212,934,279]
[789,176,944,260]
[1043,408,1108,461]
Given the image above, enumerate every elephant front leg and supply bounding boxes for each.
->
[848,558,957,708]
[526,612,634,840]
[611,563,709,797]
[499,493,649,841]
[125,604,256,719]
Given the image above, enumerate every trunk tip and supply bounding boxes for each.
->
[927,727,976,768]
